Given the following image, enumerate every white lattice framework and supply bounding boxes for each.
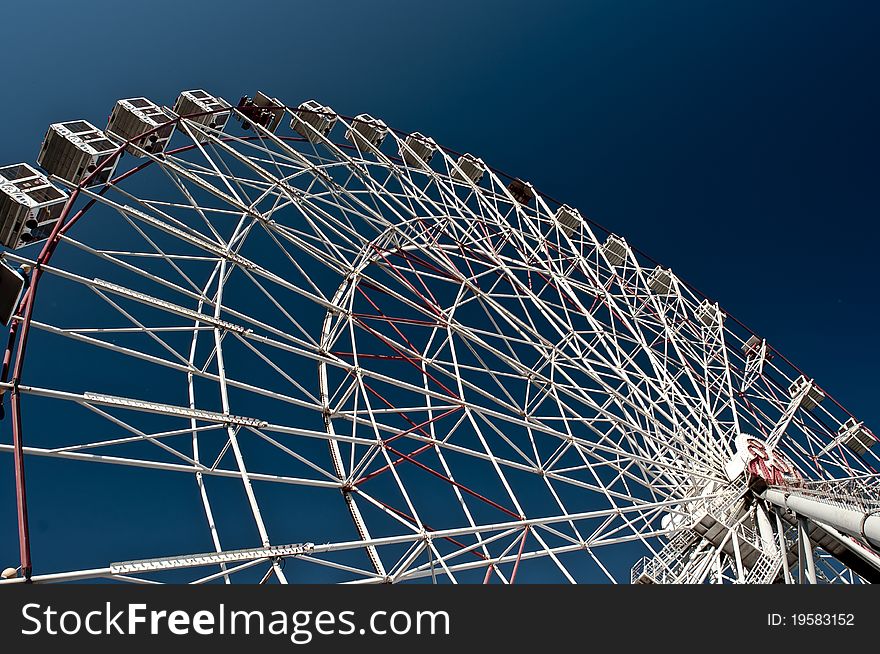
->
[0,97,878,585]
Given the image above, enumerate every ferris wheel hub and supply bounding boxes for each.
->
[724,434,803,487]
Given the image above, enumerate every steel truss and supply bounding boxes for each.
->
[0,98,878,585]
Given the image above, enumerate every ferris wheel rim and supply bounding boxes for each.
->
[9,103,859,420]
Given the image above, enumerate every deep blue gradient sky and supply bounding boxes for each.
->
[1,1,879,581]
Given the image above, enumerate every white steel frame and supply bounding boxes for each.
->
[0,98,877,585]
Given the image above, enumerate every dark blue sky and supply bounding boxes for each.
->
[1,1,878,581]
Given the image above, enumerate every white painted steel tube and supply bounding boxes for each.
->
[764,488,880,549]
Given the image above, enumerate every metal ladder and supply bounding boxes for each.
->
[744,552,782,584]
[631,529,700,584]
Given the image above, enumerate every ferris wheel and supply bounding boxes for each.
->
[0,90,877,585]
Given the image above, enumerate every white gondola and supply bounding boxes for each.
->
[601,234,629,266]
[0,259,26,325]
[106,97,175,157]
[234,91,285,133]
[0,163,68,249]
[836,418,875,456]
[789,374,825,411]
[172,90,231,143]
[290,100,337,143]
[507,178,535,205]
[742,334,763,357]
[452,153,485,184]
[37,120,120,187]
[647,266,675,295]
[345,113,388,151]
[696,299,722,327]
[554,205,583,237]
[400,132,437,167]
